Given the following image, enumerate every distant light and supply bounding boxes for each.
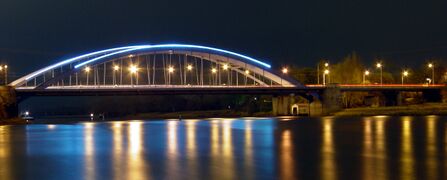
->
[90,113,94,117]
[428,63,433,68]
[186,64,193,71]
[376,63,382,68]
[25,111,29,116]
[168,66,175,73]
[129,54,134,58]
[4,65,7,69]
[129,65,138,73]
[47,125,56,129]
[364,70,370,75]
[113,65,120,71]
[324,69,330,74]
[324,62,329,67]
[403,70,409,76]
[245,70,250,75]
[282,67,288,74]
[0,66,3,71]
[84,67,91,72]
[211,68,217,73]
[222,64,229,70]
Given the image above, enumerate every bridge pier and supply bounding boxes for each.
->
[442,88,447,103]
[0,86,18,119]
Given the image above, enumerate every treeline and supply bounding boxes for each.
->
[290,52,447,85]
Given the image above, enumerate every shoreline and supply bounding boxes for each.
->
[333,103,447,117]
[2,103,446,125]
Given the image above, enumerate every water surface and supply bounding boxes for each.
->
[0,116,446,179]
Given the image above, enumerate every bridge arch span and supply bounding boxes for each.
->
[11,44,301,89]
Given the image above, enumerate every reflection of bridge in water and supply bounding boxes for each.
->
[1,44,446,118]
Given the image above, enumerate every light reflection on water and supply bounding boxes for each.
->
[0,116,445,179]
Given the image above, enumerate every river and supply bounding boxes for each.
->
[0,116,445,179]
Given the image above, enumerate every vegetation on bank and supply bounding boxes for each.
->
[289,51,447,85]
[334,103,447,116]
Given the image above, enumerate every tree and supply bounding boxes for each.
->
[331,52,365,84]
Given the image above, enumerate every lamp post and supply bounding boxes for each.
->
[129,65,138,86]
[168,66,174,85]
[376,62,383,85]
[281,67,288,86]
[428,63,434,85]
[113,65,119,85]
[84,67,91,85]
[363,70,370,85]
[4,65,7,85]
[323,69,330,85]
[317,61,329,84]
[402,70,409,85]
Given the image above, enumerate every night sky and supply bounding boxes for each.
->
[1,0,447,78]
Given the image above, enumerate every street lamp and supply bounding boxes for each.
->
[245,70,250,75]
[317,61,329,84]
[402,70,409,85]
[3,65,7,85]
[428,63,434,85]
[323,69,330,85]
[84,67,91,85]
[222,64,229,70]
[168,66,175,73]
[129,65,139,85]
[376,62,383,85]
[113,65,119,85]
[363,70,370,85]
[211,68,217,74]
[282,67,288,74]
[186,64,193,71]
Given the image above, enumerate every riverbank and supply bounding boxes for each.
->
[0,118,28,125]
[122,110,272,120]
[334,103,447,116]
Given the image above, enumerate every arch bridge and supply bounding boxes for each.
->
[11,44,302,92]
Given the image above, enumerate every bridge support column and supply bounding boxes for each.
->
[321,85,342,115]
[0,86,18,119]
[309,96,323,117]
[272,95,293,116]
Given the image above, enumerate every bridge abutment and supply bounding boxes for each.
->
[0,86,18,119]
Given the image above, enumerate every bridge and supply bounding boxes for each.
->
[0,44,445,118]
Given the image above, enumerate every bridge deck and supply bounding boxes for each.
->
[14,84,445,96]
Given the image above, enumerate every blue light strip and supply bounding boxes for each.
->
[24,45,145,81]
[74,44,271,69]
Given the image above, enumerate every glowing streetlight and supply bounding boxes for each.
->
[402,70,409,85]
[129,65,139,85]
[168,66,175,73]
[376,62,383,85]
[114,65,120,71]
[282,67,288,74]
[211,68,217,74]
[222,64,229,70]
[186,64,193,71]
[428,63,435,85]
[129,65,138,73]
[363,70,370,84]
[245,70,250,75]
[84,67,91,85]
[323,69,330,85]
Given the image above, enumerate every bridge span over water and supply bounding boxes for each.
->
[0,44,445,118]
